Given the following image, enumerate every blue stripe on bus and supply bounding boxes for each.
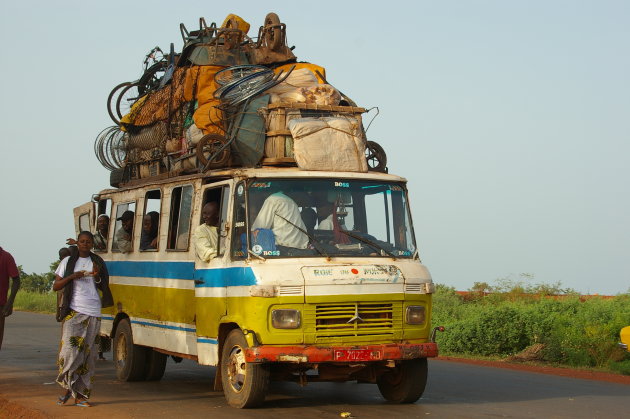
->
[194,267,257,287]
[104,261,257,287]
[106,261,194,280]
[197,338,219,344]
[130,319,196,333]
[103,317,216,343]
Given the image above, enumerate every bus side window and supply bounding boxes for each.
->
[198,186,230,256]
[168,185,193,250]
[140,189,161,251]
[78,213,90,233]
[231,182,247,259]
[112,202,136,253]
[94,199,112,252]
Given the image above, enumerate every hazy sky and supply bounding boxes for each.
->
[0,1,628,294]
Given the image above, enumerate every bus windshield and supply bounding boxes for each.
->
[246,178,417,259]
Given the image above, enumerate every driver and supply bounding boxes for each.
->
[251,190,308,250]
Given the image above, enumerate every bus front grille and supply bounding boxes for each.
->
[312,302,397,339]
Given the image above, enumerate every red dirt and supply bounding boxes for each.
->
[438,356,630,385]
[0,396,51,419]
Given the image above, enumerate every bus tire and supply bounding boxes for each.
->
[144,350,167,381]
[113,319,148,381]
[220,329,270,408]
[376,358,427,403]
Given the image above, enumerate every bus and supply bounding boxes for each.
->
[73,166,438,408]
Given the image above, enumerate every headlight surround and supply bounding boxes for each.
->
[406,306,425,325]
[271,309,301,329]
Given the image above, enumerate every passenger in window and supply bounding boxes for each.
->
[251,190,308,250]
[140,211,160,250]
[93,215,109,250]
[193,202,219,262]
[316,202,335,230]
[115,211,134,253]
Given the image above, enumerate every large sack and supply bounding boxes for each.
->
[288,117,367,172]
[266,68,320,95]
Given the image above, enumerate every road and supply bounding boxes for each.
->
[1,311,629,418]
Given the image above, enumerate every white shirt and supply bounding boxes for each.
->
[318,214,334,230]
[193,223,218,262]
[55,256,102,317]
[252,192,308,249]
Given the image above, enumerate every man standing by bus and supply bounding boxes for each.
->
[0,246,20,350]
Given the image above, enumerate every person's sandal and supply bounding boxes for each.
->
[75,399,92,407]
[56,392,71,405]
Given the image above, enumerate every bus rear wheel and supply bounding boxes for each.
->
[376,358,428,403]
[220,329,270,408]
[113,319,148,381]
[144,349,167,381]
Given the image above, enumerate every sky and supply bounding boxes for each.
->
[0,1,628,294]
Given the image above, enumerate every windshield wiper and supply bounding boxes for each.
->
[273,213,330,258]
[335,229,397,259]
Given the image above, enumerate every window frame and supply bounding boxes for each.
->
[166,183,195,252]
[140,188,163,252]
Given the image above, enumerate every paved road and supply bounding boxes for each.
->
[1,311,629,418]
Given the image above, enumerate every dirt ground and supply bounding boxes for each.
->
[2,356,627,418]
[0,396,50,419]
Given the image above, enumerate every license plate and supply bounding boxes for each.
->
[334,349,381,362]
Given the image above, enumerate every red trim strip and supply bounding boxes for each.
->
[244,342,438,363]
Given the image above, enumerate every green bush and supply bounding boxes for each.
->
[17,260,58,293]
[432,282,630,372]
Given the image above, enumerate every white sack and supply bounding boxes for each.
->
[266,68,319,95]
[288,117,367,172]
[185,123,205,146]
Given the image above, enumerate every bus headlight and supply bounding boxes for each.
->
[272,309,301,329]
[406,306,425,325]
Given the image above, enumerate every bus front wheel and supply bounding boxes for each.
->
[220,329,270,408]
[113,319,148,381]
[376,358,428,403]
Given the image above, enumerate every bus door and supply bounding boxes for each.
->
[193,181,232,365]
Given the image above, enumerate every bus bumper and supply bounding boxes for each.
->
[244,342,438,363]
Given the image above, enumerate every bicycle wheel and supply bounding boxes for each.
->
[116,82,141,120]
[214,65,268,86]
[107,82,131,125]
[138,61,168,96]
[217,70,274,103]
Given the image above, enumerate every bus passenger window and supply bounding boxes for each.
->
[231,182,247,259]
[167,185,193,250]
[112,202,136,253]
[94,199,112,252]
[140,190,161,251]
[78,213,90,234]
[193,188,220,262]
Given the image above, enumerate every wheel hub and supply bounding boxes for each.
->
[116,333,127,369]
[227,345,246,392]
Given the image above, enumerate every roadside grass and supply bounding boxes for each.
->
[433,284,630,375]
[13,291,55,314]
